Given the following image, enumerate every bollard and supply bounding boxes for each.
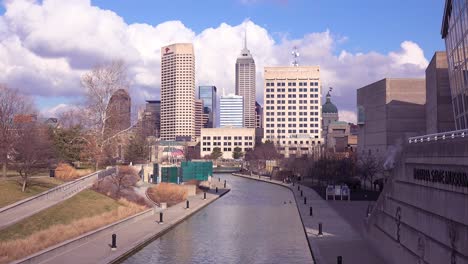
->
[218,177,220,182]
[310,206,313,216]
[318,222,323,236]
[186,200,190,209]
[293,182,295,186]
[159,212,164,224]
[337,256,342,264]
[216,187,218,193]
[224,180,226,188]
[297,186,300,191]
[301,190,303,197]
[111,234,117,250]
[203,192,207,200]
[304,197,307,204]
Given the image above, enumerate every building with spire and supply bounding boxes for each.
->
[235,32,256,128]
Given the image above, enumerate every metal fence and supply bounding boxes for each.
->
[408,129,468,144]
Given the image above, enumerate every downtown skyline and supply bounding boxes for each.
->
[0,0,445,123]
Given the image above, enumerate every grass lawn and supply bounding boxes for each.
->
[0,189,120,242]
[0,177,63,208]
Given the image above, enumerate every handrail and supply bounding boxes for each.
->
[408,129,468,144]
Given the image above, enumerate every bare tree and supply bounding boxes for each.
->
[109,166,138,196]
[12,123,54,191]
[0,84,34,178]
[357,153,384,190]
[80,60,131,169]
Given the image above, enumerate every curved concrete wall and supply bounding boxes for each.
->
[366,137,468,264]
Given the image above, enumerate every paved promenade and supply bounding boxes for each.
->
[15,182,229,264]
[232,173,386,264]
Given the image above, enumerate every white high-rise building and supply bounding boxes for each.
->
[160,43,195,141]
[263,66,323,157]
[235,34,256,128]
[220,94,243,128]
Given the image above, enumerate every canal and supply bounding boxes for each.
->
[123,173,313,264]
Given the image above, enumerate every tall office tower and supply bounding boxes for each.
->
[105,89,131,137]
[198,86,217,128]
[220,94,243,128]
[235,34,256,128]
[255,101,263,128]
[195,99,203,138]
[160,43,195,141]
[442,3,468,130]
[263,66,322,158]
[141,100,161,138]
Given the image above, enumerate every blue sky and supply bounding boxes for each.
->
[88,0,445,55]
[0,0,446,121]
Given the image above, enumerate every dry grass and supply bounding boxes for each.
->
[0,198,146,264]
[147,183,188,207]
[55,163,93,181]
[0,178,62,208]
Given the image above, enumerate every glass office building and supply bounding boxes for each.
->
[442,0,468,129]
[220,94,243,128]
[198,86,217,128]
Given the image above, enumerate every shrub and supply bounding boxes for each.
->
[147,183,187,207]
[55,163,93,181]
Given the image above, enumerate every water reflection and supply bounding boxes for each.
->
[123,174,313,264]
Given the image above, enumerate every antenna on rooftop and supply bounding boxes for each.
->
[292,46,299,67]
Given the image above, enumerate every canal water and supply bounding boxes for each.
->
[123,174,313,264]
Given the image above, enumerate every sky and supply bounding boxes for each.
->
[0,0,446,123]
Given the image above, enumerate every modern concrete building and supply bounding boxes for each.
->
[442,0,468,129]
[322,91,339,147]
[220,94,243,128]
[363,4,468,264]
[263,66,322,157]
[160,43,195,141]
[198,86,217,128]
[426,51,454,134]
[255,101,263,128]
[326,121,351,152]
[356,78,426,158]
[235,35,256,128]
[200,127,255,159]
[105,89,131,136]
[195,99,203,138]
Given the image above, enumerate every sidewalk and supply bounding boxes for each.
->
[15,183,229,264]
[232,173,386,264]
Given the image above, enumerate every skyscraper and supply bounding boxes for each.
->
[105,89,131,137]
[235,34,256,128]
[160,43,195,141]
[220,94,243,128]
[442,1,468,129]
[263,66,322,157]
[195,99,203,138]
[198,86,217,128]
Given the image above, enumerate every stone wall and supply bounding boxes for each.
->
[366,137,468,264]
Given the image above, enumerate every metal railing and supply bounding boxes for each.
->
[408,129,468,144]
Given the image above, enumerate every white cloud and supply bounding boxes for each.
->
[339,110,357,124]
[41,103,71,117]
[0,0,429,120]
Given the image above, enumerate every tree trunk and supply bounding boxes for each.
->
[22,177,27,192]
[2,162,6,178]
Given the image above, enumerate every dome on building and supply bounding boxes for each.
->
[322,91,338,113]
